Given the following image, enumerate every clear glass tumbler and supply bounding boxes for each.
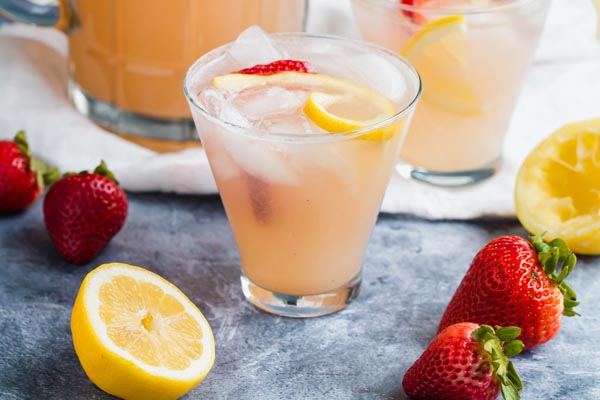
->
[351,0,550,186]
[184,33,421,317]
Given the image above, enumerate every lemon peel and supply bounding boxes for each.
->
[515,119,600,255]
[71,262,215,400]
[401,15,485,115]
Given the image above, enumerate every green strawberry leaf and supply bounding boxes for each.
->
[13,130,31,159]
[94,160,119,185]
[472,325,523,400]
[496,327,521,342]
[504,340,524,358]
[529,234,579,317]
[501,381,520,400]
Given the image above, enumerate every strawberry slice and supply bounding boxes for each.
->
[236,60,315,76]
[400,0,427,24]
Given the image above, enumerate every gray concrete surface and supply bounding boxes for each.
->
[0,193,598,399]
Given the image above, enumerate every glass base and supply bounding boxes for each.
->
[240,274,361,318]
[396,158,501,187]
[69,80,198,142]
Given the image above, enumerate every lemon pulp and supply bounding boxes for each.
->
[515,119,600,255]
[71,262,215,400]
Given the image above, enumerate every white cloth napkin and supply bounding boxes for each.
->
[0,0,599,219]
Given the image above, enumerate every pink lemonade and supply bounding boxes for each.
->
[184,29,421,317]
[351,0,550,185]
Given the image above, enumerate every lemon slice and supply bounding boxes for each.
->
[303,92,399,140]
[71,263,215,400]
[213,72,399,141]
[401,15,485,115]
[515,119,600,255]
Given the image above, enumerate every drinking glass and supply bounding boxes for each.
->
[184,33,421,317]
[351,0,550,186]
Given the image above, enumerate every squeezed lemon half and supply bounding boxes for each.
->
[213,72,400,141]
[401,15,485,115]
[515,119,600,255]
[71,263,215,400]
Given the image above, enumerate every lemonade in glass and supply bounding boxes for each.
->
[184,28,421,317]
[351,0,550,186]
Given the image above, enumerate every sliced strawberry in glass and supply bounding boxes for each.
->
[236,60,315,76]
[400,0,427,24]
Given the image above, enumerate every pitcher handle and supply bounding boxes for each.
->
[0,0,71,31]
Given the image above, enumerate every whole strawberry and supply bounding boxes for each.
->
[44,161,128,264]
[0,131,58,212]
[438,235,578,350]
[403,323,524,400]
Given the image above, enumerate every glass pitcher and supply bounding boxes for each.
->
[0,0,308,150]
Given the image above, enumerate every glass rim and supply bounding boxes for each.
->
[353,0,544,15]
[183,32,422,144]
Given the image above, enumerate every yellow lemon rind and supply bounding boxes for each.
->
[71,262,215,400]
[401,15,486,116]
[515,118,600,255]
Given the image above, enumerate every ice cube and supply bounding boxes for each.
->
[199,87,227,118]
[226,26,285,69]
[233,86,309,120]
[259,114,315,135]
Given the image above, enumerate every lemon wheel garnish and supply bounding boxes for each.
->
[303,91,399,141]
[515,119,600,255]
[401,15,485,115]
[71,263,215,400]
[213,72,400,141]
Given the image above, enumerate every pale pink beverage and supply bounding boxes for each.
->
[351,0,549,186]
[184,28,421,317]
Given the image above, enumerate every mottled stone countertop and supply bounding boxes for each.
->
[1,194,599,399]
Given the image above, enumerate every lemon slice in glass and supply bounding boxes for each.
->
[515,119,600,255]
[71,262,215,400]
[213,72,399,141]
[401,15,485,115]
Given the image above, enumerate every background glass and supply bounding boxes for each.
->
[351,0,550,186]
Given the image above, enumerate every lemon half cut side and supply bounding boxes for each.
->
[515,119,600,255]
[71,262,216,400]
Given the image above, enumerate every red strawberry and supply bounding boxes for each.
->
[236,60,314,75]
[403,323,525,400]
[438,235,578,350]
[0,131,58,212]
[400,0,427,24]
[43,161,128,264]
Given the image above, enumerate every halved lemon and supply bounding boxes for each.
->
[401,15,485,115]
[71,263,215,400]
[515,119,600,255]
[213,72,399,141]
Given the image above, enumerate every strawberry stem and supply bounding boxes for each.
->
[13,130,31,159]
[94,160,119,185]
[529,233,579,317]
[472,324,524,400]
[13,131,60,188]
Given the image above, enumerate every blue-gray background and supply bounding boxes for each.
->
[1,194,598,399]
